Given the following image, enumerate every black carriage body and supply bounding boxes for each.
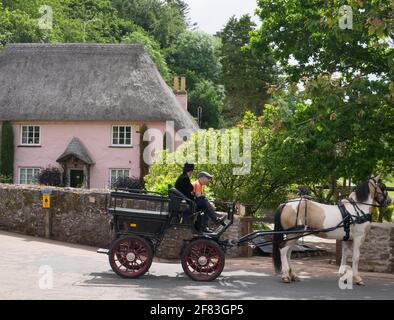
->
[108,189,235,243]
[109,191,171,239]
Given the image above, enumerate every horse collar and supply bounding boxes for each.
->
[338,199,372,241]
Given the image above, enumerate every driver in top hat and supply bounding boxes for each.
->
[175,162,195,200]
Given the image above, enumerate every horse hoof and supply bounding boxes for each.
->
[292,276,300,282]
[282,276,291,283]
[356,281,365,286]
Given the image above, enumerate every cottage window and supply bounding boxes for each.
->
[21,125,40,145]
[19,168,41,185]
[110,169,130,186]
[112,126,132,146]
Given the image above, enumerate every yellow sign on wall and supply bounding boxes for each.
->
[42,194,51,208]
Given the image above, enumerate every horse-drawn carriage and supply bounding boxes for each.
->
[98,176,391,284]
[98,187,236,281]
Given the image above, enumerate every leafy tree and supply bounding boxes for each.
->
[64,0,129,43]
[168,31,221,85]
[0,121,14,181]
[0,3,43,48]
[249,0,394,201]
[144,124,289,213]
[251,0,393,83]
[111,0,187,48]
[187,79,223,129]
[218,15,277,125]
[166,31,223,129]
[259,77,394,202]
[166,0,196,29]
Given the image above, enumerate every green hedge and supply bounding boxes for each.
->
[0,121,14,182]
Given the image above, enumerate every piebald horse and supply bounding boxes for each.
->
[272,176,392,285]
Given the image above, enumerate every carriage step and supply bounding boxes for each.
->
[97,248,109,255]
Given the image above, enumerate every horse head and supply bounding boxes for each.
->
[354,176,391,207]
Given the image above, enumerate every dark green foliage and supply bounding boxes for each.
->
[111,0,187,48]
[187,79,223,129]
[112,176,144,190]
[218,15,277,125]
[167,31,223,128]
[168,31,221,85]
[38,166,62,186]
[0,121,14,181]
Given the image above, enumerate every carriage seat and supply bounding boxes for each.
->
[168,188,197,223]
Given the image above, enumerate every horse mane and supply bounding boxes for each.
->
[354,180,370,202]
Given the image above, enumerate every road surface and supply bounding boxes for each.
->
[1,231,393,300]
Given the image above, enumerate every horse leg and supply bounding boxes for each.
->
[287,240,300,282]
[352,235,365,285]
[280,244,292,283]
[338,240,352,276]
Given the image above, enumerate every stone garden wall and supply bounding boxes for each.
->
[0,184,241,258]
[1,183,393,271]
[0,184,111,247]
[359,222,394,273]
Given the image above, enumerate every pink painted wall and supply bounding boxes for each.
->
[12,121,166,189]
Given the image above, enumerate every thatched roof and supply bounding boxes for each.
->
[57,137,94,165]
[0,44,198,131]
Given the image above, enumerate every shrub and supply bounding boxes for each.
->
[112,176,144,190]
[38,167,62,186]
[383,206,393,222]
[0,121,14,181]
[0,174,12,183]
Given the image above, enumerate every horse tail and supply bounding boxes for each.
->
[272,204,285,274]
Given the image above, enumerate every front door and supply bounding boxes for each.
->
[70,170,84,188]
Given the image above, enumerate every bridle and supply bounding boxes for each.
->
[352,177,390,208]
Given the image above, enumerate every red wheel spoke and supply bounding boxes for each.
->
[110,236,153,278]
[182,240,224,281]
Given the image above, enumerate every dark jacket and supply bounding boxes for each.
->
[175,173,194,200]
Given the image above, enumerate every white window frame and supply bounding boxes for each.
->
[109,168,130,187]
[111,125,132,147]
[19,167,41,185]
[20,125,41,146]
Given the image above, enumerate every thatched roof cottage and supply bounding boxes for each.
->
[0,43,198,188]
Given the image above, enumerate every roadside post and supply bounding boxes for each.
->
[41,188,52,239]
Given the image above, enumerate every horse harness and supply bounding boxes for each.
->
[289,196,372,242]
[337,199,372,241]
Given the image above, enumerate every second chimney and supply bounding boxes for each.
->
[173,75,188,110]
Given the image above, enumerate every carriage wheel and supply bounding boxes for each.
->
[109,235,153,278]
[181,239,225,281]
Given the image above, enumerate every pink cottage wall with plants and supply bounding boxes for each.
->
[12,121,167,189]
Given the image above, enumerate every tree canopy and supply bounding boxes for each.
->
[218,15,277,125]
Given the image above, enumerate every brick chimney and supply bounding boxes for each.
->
[173,75,188,111]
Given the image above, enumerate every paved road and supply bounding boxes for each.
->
[1,231,393,300]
